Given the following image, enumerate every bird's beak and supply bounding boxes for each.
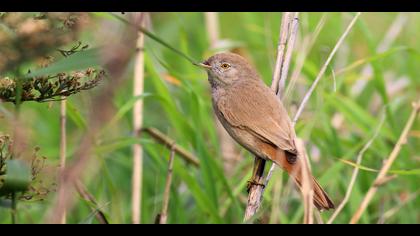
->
[195,62,212,70]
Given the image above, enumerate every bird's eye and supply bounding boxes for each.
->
[220,63,230,69]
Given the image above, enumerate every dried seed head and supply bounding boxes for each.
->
[0,77,16,89]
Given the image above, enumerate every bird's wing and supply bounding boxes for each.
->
[217,80,297,153]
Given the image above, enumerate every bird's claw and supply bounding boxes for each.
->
[246,180,265,193]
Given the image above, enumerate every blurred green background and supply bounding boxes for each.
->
[0,12,419,224]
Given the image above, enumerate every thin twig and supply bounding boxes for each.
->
[283,13,327,103]
[292,12,361,126]
[142,127,200,167]
[132,12,146,225]
[11,192,16,224]
[158,145,176,224]
[296,138,314,224]
[75,181,109,224]
[350,100,420,224]
[270,12,292,93]
[277,12,299,99]
[327,111,385,224]
[59,97,67,224]
[330,66,337,93]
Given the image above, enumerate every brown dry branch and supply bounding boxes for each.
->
[244,157,267,222]
[46,14,139,223]
[350,100,420,224]
[75,181,109,224]
[157,145,176,224]
[295,138,314,224]
[204,12,242,176]
[244,12,298,223]
[270,12,292,93]
[141,127,200,167]
[327,112,385,224]
[277,12,299,99]
[131,12,146,225]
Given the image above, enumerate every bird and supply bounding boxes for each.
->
[196,52,334,211]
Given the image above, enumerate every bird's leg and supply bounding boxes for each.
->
[246,157,266,193]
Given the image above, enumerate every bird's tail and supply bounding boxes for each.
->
[293,174,335,211]
[285,151,335,211]
[271,150,335,211]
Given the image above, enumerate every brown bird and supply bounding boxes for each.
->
[197,52,334,211]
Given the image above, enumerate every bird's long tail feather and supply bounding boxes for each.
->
[271,149,335,211]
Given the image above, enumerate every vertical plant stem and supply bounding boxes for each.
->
[292,12,361,126]
[270,12,292,92]
[244,157,266,222]
[11,192,17,224]
[132,12,146,224]
[205,12,220,47]
[350,101,420,224]
[296,138,314,224]
[205,12,241,176]
[244,12,298,223]
[159,145,176,224]
[59,97,67,224]
[277,12,299,99]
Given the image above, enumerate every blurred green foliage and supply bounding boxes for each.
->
[0,12,419,224]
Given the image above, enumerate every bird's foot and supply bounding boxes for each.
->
[246,180,265,193]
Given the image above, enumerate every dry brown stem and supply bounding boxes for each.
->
[350,101,420,224]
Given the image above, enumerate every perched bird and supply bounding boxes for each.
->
[196,52,334,210]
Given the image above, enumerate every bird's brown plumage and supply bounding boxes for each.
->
[202,52,334,210]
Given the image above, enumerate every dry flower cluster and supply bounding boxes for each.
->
[0,135,55,201]
[0,12,105,103]
[0,68,105,103]
[0,135,12,176]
